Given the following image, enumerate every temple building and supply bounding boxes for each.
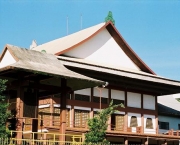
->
[1,21,180,144]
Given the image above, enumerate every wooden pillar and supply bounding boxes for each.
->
[59,78,67,144]
[16,85,24,143]
[141,113,144,133]
[163,140,167,145]
[71,106,74,127]
[32,88,39,140]
[50,96,54,126]
[124,112,128,132]
[143,138,148,145]
[124,137,128,145]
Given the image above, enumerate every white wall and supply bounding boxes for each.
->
[64,29,140,71]
[111,89,125,100]
[127,92,141,108]
[0,49,16,68]
[93,88,108,98]
[144,114,156,134]
[143,95,155,110]
[74,88,91,95]
[158,115,180,134]
[128,113,141,132]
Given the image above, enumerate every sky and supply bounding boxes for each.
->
[0,0,180,81]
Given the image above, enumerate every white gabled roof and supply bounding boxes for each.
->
[32,23,105,54]
[158,95,180,112]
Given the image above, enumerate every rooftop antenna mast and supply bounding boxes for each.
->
[80,14,82,30]
[67,15,69,35]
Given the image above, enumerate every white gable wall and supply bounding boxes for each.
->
[0,49,16,68]
[64,29,140,71]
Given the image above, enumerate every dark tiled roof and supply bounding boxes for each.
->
[158,103,180,116]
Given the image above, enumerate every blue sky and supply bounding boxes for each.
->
[0,0,180,80]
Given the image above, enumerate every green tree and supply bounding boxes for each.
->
[85,101,124,144]
[0,79,11,138]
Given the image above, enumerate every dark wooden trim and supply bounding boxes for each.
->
[67,99,157,115]
[108,88,111,104]
[141,94,143,109]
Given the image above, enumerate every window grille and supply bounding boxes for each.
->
[74,110,89,128]
[130,116,138,127]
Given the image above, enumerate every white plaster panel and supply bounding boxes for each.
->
[143,94,155,110]
[114,111,125,115]
[93,88,108,98]
[64,29,140,71]
[74,106,91,111]
[128,113,141,133]
[0,49,16,68]
[38,104,50,108]
[111,89,125,100]
[74,88,91,96]
[144,114,156,134]
[127,92,141,108]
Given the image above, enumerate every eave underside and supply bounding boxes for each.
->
[64,66,180,96]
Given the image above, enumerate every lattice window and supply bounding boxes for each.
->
[53,108,69,127]
[146,118,153,129]
[130,116,138,127]
[115,115,124,130]
[38,107,50,126]
[75,94,90,102]
[53,108,60,126]
[74,110,89,128]
[24,118,32,131]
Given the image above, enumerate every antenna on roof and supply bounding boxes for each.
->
[67,15,69,35]
[80,14,82,30]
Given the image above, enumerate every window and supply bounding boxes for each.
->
[38,107,51,126]
[75,94,90,102]
[53,108,70,127]
[178,124,180,130]
[146,118,153,129]
[111,114,124,131]
[130,116,138,127]
[112,99,124,105]
[74,110,89,128]
[93,96,108,104]
[159,121,169,130]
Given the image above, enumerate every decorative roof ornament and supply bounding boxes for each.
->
[105,11,115,25]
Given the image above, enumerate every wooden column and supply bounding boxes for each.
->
[124,137,128,145]
[50,96,54,126]
[143,138,148,145]
[59,78,67,144]
[71,106,74,127]
[124,112,128,132]
[16,85,24,143]
[141,114,144,133]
